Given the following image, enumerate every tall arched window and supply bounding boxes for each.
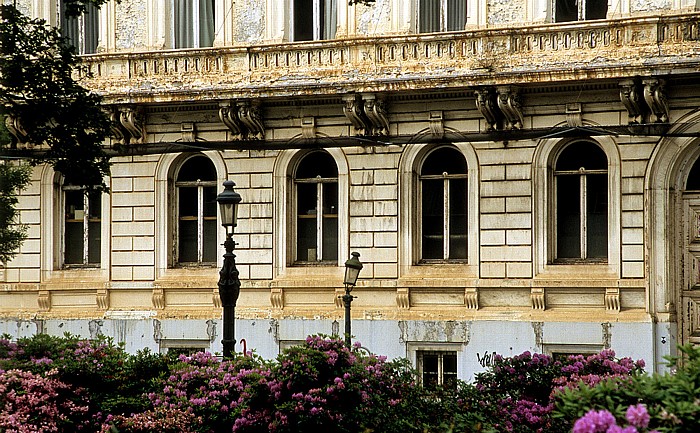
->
[175,155,218,265]
[554,141,608,261]
[294,151,338,263]
[419,146,468,261]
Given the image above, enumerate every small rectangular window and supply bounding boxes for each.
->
[417,350,458,390]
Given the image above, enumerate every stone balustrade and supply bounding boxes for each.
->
[78,12,700,101]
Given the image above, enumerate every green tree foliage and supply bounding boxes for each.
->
[0,1,113,260]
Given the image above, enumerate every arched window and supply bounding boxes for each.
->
[175,155,218,265]
[554,141,608,261]
[419,146,468,261]
[294,151,338,263]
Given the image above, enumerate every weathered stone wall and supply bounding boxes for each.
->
[488,0,527,25]
[357,0,392,35]
[115,0,148,50]
[233,0,265,44]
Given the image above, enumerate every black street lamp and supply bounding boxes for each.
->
[342,252,363,346]
[216,180,242,358]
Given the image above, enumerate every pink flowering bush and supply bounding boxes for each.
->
[464,350,645,433]
[572,405,659,433]
[0,368,90,432]
[98,407,203,433]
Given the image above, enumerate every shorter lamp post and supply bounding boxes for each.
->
[342,252,363,346]
[216,180,242,359]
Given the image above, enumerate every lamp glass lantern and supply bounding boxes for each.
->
[343,252,363,288]
[217,180,242,233]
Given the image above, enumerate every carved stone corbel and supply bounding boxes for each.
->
[605,288,621,312]
[643,78,669,123]
[343,94,371,136]
[181,122,196,142]
[429,111,445,137]
[213,289,221,309]
[565,103,583,127]
[531,287,545,310]
[335,288,345,309]
[474,87,499,131]
[301,117,316,139]
[96,288,109,310]
[238,101,265,140]
[152,287,165,310]
[4,114,28,144]
[465,287,479,310]
[396,288,410,310]
[119,106,144,142]
[38,290,50,311]
[619,80,644,124]
[271,288,284,309]
[497,86,524,130]
[362,93,390,136]
[219,101,243,139]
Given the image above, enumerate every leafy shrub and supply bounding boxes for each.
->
[554,344,700,433]
[99,407,203,433]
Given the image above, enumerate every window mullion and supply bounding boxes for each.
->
[83,192,89,265]
[443,175,450,260]
[316,181,323,261]
[197,185,204,263]
[580,174,587,259]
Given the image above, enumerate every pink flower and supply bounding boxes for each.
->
[625,404,650,429]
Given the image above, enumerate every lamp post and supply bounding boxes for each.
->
[342,252,363,346]
[216,180,242,358]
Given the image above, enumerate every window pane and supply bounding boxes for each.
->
[555,0,578,22]
[179,220,198,262]
[419,0,440,33]
[557,175,581,259]
[449,178,467,259]
[202,219,217,263]
[587,174,608,258]
[294,0,314,41]
[177,156,217,182]
[585,0,607,20]
[296,151,338,179]
[199,0,215,47]
[323,0,337,39]
[88,191,102,219]
[88,221,101,264]
[443,352,458,389]
[322,217,338,261]
[447,0,467,31]
[297,218,317,261]
[179,187,198,217]
[556,142,607,171]
[421,353,439,388]
[65,222,84,264]
[84,3,99,54]
[686,157,700,190]
[174,0,195,48]
[421,147,467,176]
[203,186,217,217]
[422,179,444,259]
[60,0,80,51]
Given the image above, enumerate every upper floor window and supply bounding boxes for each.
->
[60,0,99,54]
[554,0,607,22]
[554,141,608,262]
[294,151,338,264]
[62,185,101,267]
[291,0,337,41]
[173,0,215,48]
[175,155,218,265]
[419,146,468,262]
[418,0,467,33]
[417,350,457,390]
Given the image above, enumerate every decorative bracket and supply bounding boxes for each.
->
[362,93,390,136]
[531,287,545,310]
[643,78,669,123]
[119,106,145,142]
[271,288,284,309]
[497,86,524,130]
[152,287,165,310]
[219,101,243,139]
[301,116,316,139]
[474,87,499,131]
[96,288,109,310]
[38,290,51,312]
[605,288,621,312]
[429,111,445,137]
[238,101,265,140]
[465,287,479,310]
[619,79,644,124]
[181,122,196,142]
[212,288,221,309]
[4,114,28,145]
[396,288,410,310]
[335,288,345,309]
[342,94,372,135]
[565,103,583,127]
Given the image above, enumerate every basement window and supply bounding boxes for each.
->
[62,186,102,268]
[294,151,338,264]
[554,141,608,262]
[175,155,218,266]
[554,0,607,22]
[172,0,215,48]
[417,350,458,389]
[291,0,337,41]
[419,146,468,262]
[418,0,467,33]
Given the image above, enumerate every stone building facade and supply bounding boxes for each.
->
[2,0,700,381]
